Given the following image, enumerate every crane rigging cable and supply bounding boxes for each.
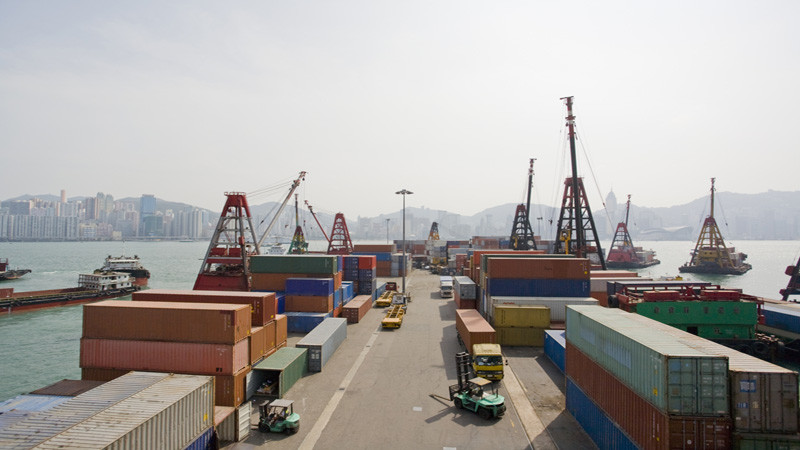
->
[574,124,615,231]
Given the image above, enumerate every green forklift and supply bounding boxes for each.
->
[258,399,300,434]
[448,352,506,420]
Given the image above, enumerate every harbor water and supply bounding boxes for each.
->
[1,239,799,402]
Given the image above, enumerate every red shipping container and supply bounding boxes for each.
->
[353,244,396,253]
[275,314,288,344]
[455,297,477,310]
[250,326,267,364]
[132,289,276,326]
[84,300,251,344]
[264,320,276,354]
[82,367,128,382]
[642,290,682,302]
[455,309,496,352]
[215,366,249,407]
[469,250,545,271]
[358,255,377,269]
[486,257,589,280]
[285,294,332,313]
[588,270,638,278]
[80,337,249,376]
[566,342,732,449]
[342,295,372,323]
[591,291,610,307]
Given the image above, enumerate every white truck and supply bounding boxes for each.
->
[439,275,454,298]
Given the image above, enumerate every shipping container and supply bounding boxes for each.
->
[455,309,496,352]
[566,305,729,417]
[568,341,733,449]
[275,314,287,345]
[30,379,106,397]
[544,330,566,373]
[249,254,339,274]
[628,313,799,434]
[342,295,372,323]
[286,277,335,296]
[132,289,276,326]
[251,347,308,398]
[565,377,640,450]
[284,311,332,333]
[589,269,639,278]
[496,326,545,346]
[353,244,396,253]
[0,395,72,431]
[285,294,333,313]
[0,372,214,449]
[264,321,276,354]
[84,300,251,344]
[250,325,267,364]
[296,318,347,372]
[762,304,800,335]
[217,401,251,443]
[454,276,477,300]
[487,278,590,298]
[733,432,800,449]
[493,305,550,328]
[185,427,214,450]
[487,257,590,279]
[490,296,598,323]
[215,366,249,407]
[455,297,476,310]
[80,338,249,376]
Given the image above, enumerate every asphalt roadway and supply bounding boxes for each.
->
[229,269,596,450]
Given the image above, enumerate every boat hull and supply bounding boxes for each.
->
[0,269,32,281]
[606,260,660,269]
[678,263,752,275]
[0,286,141,314]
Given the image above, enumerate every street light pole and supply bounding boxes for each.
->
[385,218,390,244]
[395,189,413,293]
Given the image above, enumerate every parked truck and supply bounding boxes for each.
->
[439,276,454,298]
[455,309,503,381]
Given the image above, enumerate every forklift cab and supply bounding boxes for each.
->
[467,377,493,399]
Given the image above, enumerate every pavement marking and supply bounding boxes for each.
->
[298,325,382,450]
[503,362,557,450]
[413,406,422,412]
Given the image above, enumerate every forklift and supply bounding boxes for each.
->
[448,352,506,420]
[258,399,300,434]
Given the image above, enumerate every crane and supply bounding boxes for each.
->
[510,158,537,250]
[304,200,354,255]
[256,171,306,249]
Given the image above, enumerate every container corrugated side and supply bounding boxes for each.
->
[627,312,799,434]
[566,305,729,417]
[490,296,598,323]
[342,295,372,323]
[565,377,639,450]
[33,373,214,450]
[249,254,338,274]
[455,309,496,351]
[132,289,276,326]
[544,330,566,373]
[486,257,590,279]
[496,326,545,346]
[453,276,477,300]
[80,338,249,376]
[296,318,347,372]
[568,341,732,449]
[733,432,800,449]
[487,278,590,298]
[285,277,335,296]
[285,312,332,333]
[493,305,551,328]
[0,372,169,447]
[252,347,308,398]
[275,314,287,346]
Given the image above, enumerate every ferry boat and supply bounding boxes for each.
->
[99,255,150,286]
[0,271,140,314]
[0,258,31,281]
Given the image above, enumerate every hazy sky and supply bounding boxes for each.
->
[2,1,797,219]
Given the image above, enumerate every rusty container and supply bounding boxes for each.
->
[80,338,249,376]
[567,342,732,449]
[275,314,288,346]
[83,300,250,344]
[264,320,276,354]
[132,289,276,326]
[215,366,249,407]
[249,326,267,364]
[455,309,496,352]
[342,295,372,323]
[285,295,333,313]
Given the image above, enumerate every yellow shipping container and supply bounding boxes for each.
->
[493,305,551,328]
[497,326,546,346]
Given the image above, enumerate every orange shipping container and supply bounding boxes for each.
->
[215,366,249,407]
[589,270,638,278]
[285,295,332,313]
[455,309,496,352]
[486,257,589,280]
[275,314,288,344]
[249,273,309,292]
[79,337,249,376]
[249,326,267,364]
[132,289,276,326]
[358,255,377,269]
[264,320,276,354]
[83,300,250,344]
[342,295,372,323]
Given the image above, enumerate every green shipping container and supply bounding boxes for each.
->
[252,347,308,398]
[566,305,729,417]
[733,432,800,450]
[493,305,551,328]
[636,301,757,339]
[249,255,339,274]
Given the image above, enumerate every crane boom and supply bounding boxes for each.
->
[257,171,306,248]
[305,200,330,243]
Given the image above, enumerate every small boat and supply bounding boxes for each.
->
[99,255,150,286]
[679,178,751,275]
[0,258,32,281]
[606,195,660,269]
[0,271,140,314]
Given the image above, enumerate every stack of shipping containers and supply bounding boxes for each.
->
[492,304,551,346]
[453,276,477,309]
[342,294,373,323]
[353,244,395,277]
[566,305,735,449]
[342,254,378,298]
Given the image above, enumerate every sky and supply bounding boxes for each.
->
[1,1,798,219]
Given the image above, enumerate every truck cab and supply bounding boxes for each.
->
[471,343,504,381]
[439,276,454,298]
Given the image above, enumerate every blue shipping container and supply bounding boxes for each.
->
[343,268,360,281]
[285,312,332,334]
[358,268,376,281]
[544,330,566,373]
[342,281,354,302]
[184,427,214,450]
[762,306,800,334]
[566,377,639,450]
[285,278,335,296]
[334,289,342,309]
[488,278,590,297]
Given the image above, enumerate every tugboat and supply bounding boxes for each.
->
[0,258,31,281]
[99,255,150,286]
[606,195,660,269]
[679,178,751,275]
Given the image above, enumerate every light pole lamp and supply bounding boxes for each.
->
[395,189,413,293]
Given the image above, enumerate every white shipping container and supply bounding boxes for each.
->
[490,296,598,322]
